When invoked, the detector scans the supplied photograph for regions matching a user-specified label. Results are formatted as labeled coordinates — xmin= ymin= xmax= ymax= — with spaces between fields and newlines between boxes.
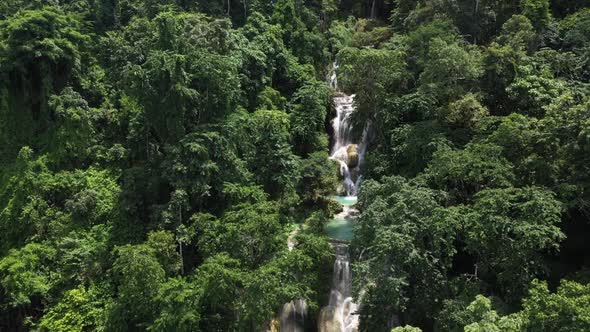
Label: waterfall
xmin=329 ymin=62 xmax=369 ymax=197
xmin=318 ymin=62 xmax=363 ymax=332
xmin=318 ymin=244 xmax=359 ymax=332
xmin=279 ymin=299 xmax=308 ymax=332
xmin=278 ymin=227 xmax=307 ymax=331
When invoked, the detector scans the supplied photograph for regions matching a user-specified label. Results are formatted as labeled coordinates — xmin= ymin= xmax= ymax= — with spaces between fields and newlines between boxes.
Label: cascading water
xmin=280 ymin=299 xmax=308 ymax=332
xmin=318 ymin=62 xmax=365 ymax=332
xmin=318 ymin=244 xmax=359 ymax=332
xmin=329 ymin=63 xmax=369 ymax=197
xmin=279 ymin=227 xmax=308 ymax=331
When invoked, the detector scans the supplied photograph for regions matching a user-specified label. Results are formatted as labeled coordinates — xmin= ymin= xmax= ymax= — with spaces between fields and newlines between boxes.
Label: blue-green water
xmin=330 ymin=195 xmax=358 ymax=206
xmin=325 ymin=196 xmax=358 ymax=241
xmin=325 ymin=216 xmax=355 ymax=241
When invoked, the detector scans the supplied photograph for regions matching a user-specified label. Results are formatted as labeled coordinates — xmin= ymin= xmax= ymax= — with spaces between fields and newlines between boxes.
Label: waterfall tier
xmin=329 ymin=64 xmax=369 ymax=197
xmin=318 ymin=61 xmax=365 ymax=332
xmin=279 ymin=299 xmax=308 ymax=332
xmin=318 ymin=244 xmax=359 ymax=332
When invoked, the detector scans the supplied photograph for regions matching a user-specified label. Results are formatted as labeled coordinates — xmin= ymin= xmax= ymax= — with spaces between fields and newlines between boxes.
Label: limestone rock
xmin=346 ymin=144 xmax=359 ymax=168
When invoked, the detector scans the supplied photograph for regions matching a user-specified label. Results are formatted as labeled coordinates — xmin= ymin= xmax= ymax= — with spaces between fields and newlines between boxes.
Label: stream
xmin=317 ymin=62 xmax=369 ymax=332
xmin=279 ymin=62 xmax=366 ymax=332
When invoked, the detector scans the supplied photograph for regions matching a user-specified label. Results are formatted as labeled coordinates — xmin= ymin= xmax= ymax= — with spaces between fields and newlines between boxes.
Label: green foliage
xmin=257 ymin=87 xmax=287 ymax=111
xmin=419 ymin=38 xmax=484 ymax=101
xmin=353 ymin=176 xmax=460 ymax=329
xmin=39 ymin=284 xmax=108 ymax=332
xmin=0 ymin=7 xmax=88 ymax=74
xmin=146 ymin=231 xmax=181 ymax=276
xmin=193 ymin=201 xmax=284 ymax=269
xmin=522 ymin=0 xmax=552 ymax=31
xmin=448 ymin=279 xmax=590 ymax=332
xmin=462 ymin=187 xmax=564 ymax=300
xmin=0 ymin=242 xmax=56 ymax=307
xmin=391 ymin=326 xmax=422 ymax=332
xmin=243 ymin=109 xmax=300 ymax=197
xmin=2 ymin=2 xmax=590 ymax=332
xmin=506 ymin=57 xmax=566 ymax=117
xmin=150 ymin=277 xmax=201 ymax=332
xmin=192 ymin=254 xmax=243 ymax=331
xmin=289 ymin=81 xmax=331 ymax=155
xmin=297 ymin=152 xmax=339 ymax=203
xmin=108 ymin=244 xmax=165 ymax=330
xmin=56 ymin=225 xmax=110 ymax=285
xmin=494 ymin=15 xmax=537 ymax=52
xmin=446 ymin=93 xmax=489 ymax=130
xmin=241 ymin=251 xmax=313 ymax=327
xmin=560 ymin=8 xmax=590 ymax=49
xmin=523 ymin=279 xmax=590 ymax=331
xmin=462 ymin=295 xmax=525 ymax=332
xmin=423 ymin=142 xmax=515 ymax=202
xmin=47 ymin=88 xmax=96 ymax=165
xmin=0 ymin=7 xmax=91 ymax=160
xmin=339 ymin=47 xmax=407 ymax=127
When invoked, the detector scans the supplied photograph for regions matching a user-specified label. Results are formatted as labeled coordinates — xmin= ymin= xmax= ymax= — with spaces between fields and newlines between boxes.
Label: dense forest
xmin=1 ymin=0 xmax=590 ymax=331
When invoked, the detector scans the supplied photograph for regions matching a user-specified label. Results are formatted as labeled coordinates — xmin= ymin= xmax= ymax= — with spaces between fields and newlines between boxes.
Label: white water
xmin=318 ymin=62 xmax=363 ymax=332
xmin=318 ymin=244 xmax=359 ymax=332
xmin=280 ymin=299 xmax=308 ymax=332
xmin=280 ymin=226 xmax=307 ymax=331
xmin=329 ymin=63 xmax=369 ymax=197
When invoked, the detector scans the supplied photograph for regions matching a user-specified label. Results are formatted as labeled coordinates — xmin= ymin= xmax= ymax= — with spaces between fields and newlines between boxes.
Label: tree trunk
xmin=179 ymin=206 xmax=184 ymax=275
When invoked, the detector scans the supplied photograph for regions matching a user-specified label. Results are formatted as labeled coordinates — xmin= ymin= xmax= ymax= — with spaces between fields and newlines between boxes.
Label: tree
xmin=392 ymin=326 xmax=422 ymax=332
xmin=47 ymin=88 xmax=96 ymax=165
xmin=506 ymin=57 xmax=566 ymax=117
xmin=150 ymin=277 xmax=202 ymax=332
xmin=297 ymin=152 xmax=339 ymax=204
xmin=193 ymin=254 xmax=243 ymax=331
xmin=522 ymin=279 xmax=590 ymax=331
xmin=289 ymin=81 xmax=331 ymax=155
xmin=353 ymin=176 xmax=460 ymax=329
xmin=419 ymin=38 xmax=484 ymax=102
xmin=0 ymin=242 xmax=56 ymax=308
xmin=39 ymin=284 xmax=109 ymax=332
xmin=461 ymin=295 xmax=525 ymax=332
xmin=107 ymin=244 xmax=165 ymax=330
xmin=242 ymin=109 xmax=300 ymax=197
xmin=423 ymin=142 xmax=515 ymax=203
xmin=0 ymin=7 xmax=91 ymax=160
xmin=241 ymin=251 xmax=314 ymax=328
xmin=193 ymin=201 xmax=284 ymax=269
xmin=146 ymin=231 xmax=181 ymax=276
xmin=445 ymin=93 xmax=489 ymax=130
xmin=339 ymin=47 xmax=407 ymax=129
xmin=522 ymin=0 xmax=551 ymax=32
xmin=445 ymin=279 xmax=590 ymax=331
xmin=462 ymin=187 xmax=564 ymax=302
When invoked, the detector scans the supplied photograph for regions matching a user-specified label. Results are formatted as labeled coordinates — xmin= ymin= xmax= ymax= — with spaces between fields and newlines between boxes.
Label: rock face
xmin=346 ymin=144 xmax=359 ymax=168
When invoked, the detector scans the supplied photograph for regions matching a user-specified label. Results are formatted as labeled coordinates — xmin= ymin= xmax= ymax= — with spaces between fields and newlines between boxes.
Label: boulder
xmin=347 ymin=144 xmax=359 ymax=168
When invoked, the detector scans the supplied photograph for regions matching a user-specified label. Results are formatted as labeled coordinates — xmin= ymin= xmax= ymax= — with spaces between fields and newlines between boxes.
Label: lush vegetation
xmin=0 ymin=1 xmax=343 ymax=330
xmin=1 ymin=0 xmax=590 ymax=331
xmin=341 ymin=1 xmax=590 ymax=331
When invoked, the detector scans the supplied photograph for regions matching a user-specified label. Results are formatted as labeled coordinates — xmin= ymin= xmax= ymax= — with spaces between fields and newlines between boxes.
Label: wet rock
xmin=347 ymin=144 xmax=359 ymax=168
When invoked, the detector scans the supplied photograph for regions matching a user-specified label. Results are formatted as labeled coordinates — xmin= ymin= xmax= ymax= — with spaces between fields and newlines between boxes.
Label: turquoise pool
xmin=325 ymin=196 xmax=358 ymax=241
xmin=330 ymin=195 xmax=358 ymax=206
